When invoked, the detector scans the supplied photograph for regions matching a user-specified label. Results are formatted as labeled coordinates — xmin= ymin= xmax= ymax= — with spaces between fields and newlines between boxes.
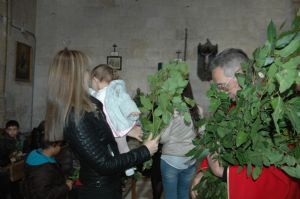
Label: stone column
xmin=0 ymin=0 xmax=8 ymax=127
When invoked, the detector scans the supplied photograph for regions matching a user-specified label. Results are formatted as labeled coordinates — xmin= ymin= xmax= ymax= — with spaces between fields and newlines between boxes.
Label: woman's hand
xmin=144 ymin=134 xmax=160 ymax=156
xmin=190 ymin=172 xmax=203 ymax=199
xmin=207 ymin=154 xmax=224 ymax=178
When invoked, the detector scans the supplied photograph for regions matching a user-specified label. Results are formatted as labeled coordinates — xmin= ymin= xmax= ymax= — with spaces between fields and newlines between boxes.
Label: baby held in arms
xmin=89 ymin=64 xmax=143 ymax=176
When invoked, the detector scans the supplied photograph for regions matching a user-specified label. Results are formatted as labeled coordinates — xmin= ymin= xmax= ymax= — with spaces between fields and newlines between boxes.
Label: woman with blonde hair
xmin=45 ymin=48 xmax=159 ymax=199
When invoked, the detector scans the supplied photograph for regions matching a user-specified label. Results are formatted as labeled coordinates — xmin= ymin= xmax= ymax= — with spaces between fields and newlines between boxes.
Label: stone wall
xmin=32 ymin=0 xmax=294 ymax=126
xmin=1 ymin=0 xmax=295 ymax=129
xmin=0 ymin=0 xmax=36 ymax=131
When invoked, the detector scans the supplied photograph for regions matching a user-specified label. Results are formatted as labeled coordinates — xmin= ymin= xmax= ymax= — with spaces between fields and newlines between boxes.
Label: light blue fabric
xmin=161 ymin=154 xmax=195 ymax=170
xmin=26 ymin=149 xmax=56 ymax=166
xmin=92 ymin=80 xmax=140 ymax=133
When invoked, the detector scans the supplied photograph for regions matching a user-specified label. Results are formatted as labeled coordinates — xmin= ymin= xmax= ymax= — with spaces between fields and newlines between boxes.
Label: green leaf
xmin=208 ymin=98 xmax=221 ymax=113
xmin=264 ymin=57 xmax=274 ymax=66
xmin=153 ymin=115 xmax=162 ymax=133
xmin=158 ymin=93 xmax=169 ymax=111
xmin=178 ymin=79 xmax=188 ymax=87
xmin=252 ymin=166 xmax=262 ymax=180
xmin=276 ymin=32 xmax=296 ymax=49
xmin=172 ymin=96 xmax=182 ymax=104
xmin=154 ymin=107 xmax=163 ymax=116
xmin=285 ymin=97 xmax=300 ymax=133
xmin=282 ymin=56 xmax=300 ymax=70
xmin=189 ymin=148 xmax=209 ymax=161
xmin=236 ymin=73 xmax=246 ymax=88
xmin=217 ymin=127 xmax=230 ymax=138
xmin=162 ymin=112 xmax=172 ymax=125
xmin=140 ymin=95 xmax=152 ymax=110
xmin=222 ymin=134 xmax=234 ymax=148
xmin=267 ymin=81 xmax=276 ymax=95
xmin=266 ymin=150 xmax=284 ymax=164
xmin=236 ymin=131 xmax=248 ymax=147
xmin=275 ymin=57 xmax=299 ymax=93
xmin=267 ymin=20 xmax=277 ymax=44
xmin=282 ymin=165 xmax=300 ymax=178
xmin=236 ymin=151 xmax=247 ymax=164
xmin=271 ymin=97 xmax=283 ymax=133
xmin=275 ymin=39 xmax=300 ymax=58
xmin=222 ymin=153 xmax=237 ymax=165
xmin=283 ymin=155 xmax=296 ymax=167
xmin=267 ymin=63 xmax=278 ymax=79
xmin=247 ymin=163 xmax=252 ymax=177
xmin=276 ymin=68 xmax=297 ymax=93
xmin=183 ymin=112 xmax=192 ymax=123
xmin=184 ymin=96 xmax=196 ymax=107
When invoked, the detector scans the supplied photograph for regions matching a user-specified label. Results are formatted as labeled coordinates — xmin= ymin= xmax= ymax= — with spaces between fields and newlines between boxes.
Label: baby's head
xmin=90 ymin=64 xmax=119 ymax=91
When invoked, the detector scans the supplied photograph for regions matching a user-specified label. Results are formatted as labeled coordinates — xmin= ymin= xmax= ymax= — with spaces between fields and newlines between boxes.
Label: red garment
xmin=197 ymin=157 xmax=208 ymax=172
xmin=196 ymin=161 xmax=300 ymax=199
xmin=196 ymin=102 xmax=300 ymax=198
xmin=228 ymin=166 xmax=300 ymax=199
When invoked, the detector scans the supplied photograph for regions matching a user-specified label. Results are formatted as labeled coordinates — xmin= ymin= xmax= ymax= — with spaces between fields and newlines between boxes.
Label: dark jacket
xmin=64 ymin=97 xmax=150 ymax=198
xmin=23 ymin=149 xmax=69 ymax=199
xmin=0 ymin=134 xmax=23 ymax=167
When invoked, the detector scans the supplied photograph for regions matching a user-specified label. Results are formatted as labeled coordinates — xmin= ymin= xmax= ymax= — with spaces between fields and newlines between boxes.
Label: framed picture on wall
xmin=15 ymin=42 xmax=32 ymax=82
xmin=107 ymin=56 xmax=122 ymax=70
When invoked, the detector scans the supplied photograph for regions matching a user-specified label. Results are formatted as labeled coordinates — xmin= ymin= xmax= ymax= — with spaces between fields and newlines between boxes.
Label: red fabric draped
xmin=228 ymin=166 xmax=300 ymax=199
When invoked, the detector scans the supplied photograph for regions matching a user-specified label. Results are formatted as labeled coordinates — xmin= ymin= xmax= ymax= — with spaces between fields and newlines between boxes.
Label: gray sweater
xmin=160 ymin=112 xmax=196 ymax=156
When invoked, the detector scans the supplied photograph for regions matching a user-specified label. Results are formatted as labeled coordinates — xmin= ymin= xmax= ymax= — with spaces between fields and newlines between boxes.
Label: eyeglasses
xmin=216 ymin=78 xmax=234 ymax=92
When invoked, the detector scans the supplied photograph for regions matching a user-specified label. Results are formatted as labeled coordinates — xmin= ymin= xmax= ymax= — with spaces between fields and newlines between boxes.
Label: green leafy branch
xmin=139 ymin=61 xmax=195 ymax=139
xmin=190 ymin=11 xmax=300 ymax=199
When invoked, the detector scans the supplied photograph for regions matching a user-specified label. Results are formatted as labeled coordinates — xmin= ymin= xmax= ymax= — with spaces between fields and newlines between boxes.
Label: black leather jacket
xmin=64 ymin=97 xmax=150 ymax=189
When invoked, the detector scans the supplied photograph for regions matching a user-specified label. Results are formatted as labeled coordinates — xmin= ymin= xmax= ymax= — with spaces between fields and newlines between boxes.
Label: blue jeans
xmin=160 ymin=159 xmax=196 ymax=199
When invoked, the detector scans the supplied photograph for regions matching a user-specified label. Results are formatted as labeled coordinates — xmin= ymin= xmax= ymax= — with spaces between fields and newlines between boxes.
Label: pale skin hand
xmin=191 ymin=172 xmax=203 ymax=199
xmin=127 ymin=125 xmax=143 ymax=142
xmin=190 ymin=155 xmax=224 ymax=199
xmin=143 ymin=134 xmax=160 ymax=156
xmin=66 ymin=179 xmax=73 ymax=190
xmin=130 ymin=112 xmax=140 ymax=117
xmin=207 ymin=154 xmax=224 ymax=178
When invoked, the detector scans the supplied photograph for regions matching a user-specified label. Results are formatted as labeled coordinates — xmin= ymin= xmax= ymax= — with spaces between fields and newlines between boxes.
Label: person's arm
xmin=64 ymin=112 xmax=157 ymax=175
xmin=190 ymin=171 xmax=203 ymax=199
xmin=207 ymin=154 xmax=224 ymax=178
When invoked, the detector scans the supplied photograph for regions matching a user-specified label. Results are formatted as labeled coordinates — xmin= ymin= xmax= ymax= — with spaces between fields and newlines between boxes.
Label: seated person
xmin=0 ymin=120 xmax=24 ymax=199
xmin=23 ymin=140 xmax=73 ymax=199
xmin=0 ymin=120 xmax=24 ymax=167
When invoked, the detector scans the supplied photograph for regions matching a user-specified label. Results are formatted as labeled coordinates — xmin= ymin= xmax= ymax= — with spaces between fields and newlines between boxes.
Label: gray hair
xmin=210 ymin=48 xmax=249 ymax=77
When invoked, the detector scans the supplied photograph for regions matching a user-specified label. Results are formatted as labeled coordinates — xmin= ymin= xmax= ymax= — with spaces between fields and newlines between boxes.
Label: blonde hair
xmin=90 ymin=64 xmax=119 ymax=83
xmin=45 ymin=48 xmax=95 ymax=141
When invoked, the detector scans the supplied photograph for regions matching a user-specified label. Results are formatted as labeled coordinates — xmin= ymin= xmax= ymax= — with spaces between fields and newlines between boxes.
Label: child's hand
xmin=130 ymin=112 xmax=140 ymax=117
xmin=127 ymin=126 xmax=143 ymax=142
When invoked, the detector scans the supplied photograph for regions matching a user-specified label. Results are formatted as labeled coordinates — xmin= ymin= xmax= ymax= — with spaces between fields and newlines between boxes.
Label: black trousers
xmin=151 ymin=145 xmax=163 ymax=199
xmin=76 ymin=182 xmax=122 ymax=199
